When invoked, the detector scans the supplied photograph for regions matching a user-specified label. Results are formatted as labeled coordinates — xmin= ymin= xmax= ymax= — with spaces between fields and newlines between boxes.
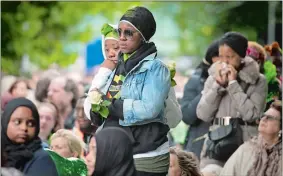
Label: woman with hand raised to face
xmin=89 ymin=6 xmax=171 ymax=176
xmin=196 ymin=32 xmax=267 ymax=174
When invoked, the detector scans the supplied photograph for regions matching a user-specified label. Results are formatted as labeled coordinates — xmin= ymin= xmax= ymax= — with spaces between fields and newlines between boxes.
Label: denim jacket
xmin=101 ymin=53 xmax=171 ymax=126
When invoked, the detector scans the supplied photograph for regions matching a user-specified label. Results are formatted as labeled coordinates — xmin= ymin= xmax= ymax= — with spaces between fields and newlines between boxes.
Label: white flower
xmin=87 ymin=90 xmax=103 ymax=105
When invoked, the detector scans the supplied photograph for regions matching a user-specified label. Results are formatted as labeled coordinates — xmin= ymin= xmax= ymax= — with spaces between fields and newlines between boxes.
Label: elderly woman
xmin=89 ymin=6 xmax=171 ymax=176
xmin=220 ymin=100 xmax=282 ymax=176
xmin=196 ymin=32 xmax=267 ymax=173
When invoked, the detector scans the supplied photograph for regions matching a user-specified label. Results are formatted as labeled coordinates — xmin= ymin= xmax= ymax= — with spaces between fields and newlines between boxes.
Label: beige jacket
xmin=197 ymin=56 xmax=267 ymax=124
xmin=197 ymin=57 xmax=268 ymax=169
xmin=220 ymin=136 xmax=282 ymax=176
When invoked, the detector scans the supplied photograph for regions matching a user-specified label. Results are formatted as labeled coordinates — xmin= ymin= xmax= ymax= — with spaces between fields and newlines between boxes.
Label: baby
xmin=84 ymin=23 xmax=120 ymax=120
xmin=88 ymin=23 xmax=120 ymax=92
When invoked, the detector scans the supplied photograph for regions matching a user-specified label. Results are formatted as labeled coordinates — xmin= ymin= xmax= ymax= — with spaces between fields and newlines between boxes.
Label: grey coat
xmin=197 ymin=56 xmax=268 ymax=168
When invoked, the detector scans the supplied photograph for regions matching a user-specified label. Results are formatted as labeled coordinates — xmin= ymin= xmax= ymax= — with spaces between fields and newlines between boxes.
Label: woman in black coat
xmin=1 ymin=98 xmax=58 ymax=176
xmin=181 ymin=40 xmax=219 ymax=159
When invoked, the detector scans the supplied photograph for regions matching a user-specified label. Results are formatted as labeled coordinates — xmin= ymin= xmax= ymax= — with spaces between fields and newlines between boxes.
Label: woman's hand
xmin=215 ymin=72 xmax=228 ymax=87
xmin=89 ymin=110 xmax=104 ymax=126
xmin=214 ymin=62 xmax=228 ymax=87
xmin=227 ymin=65 xmax=238 ymax=81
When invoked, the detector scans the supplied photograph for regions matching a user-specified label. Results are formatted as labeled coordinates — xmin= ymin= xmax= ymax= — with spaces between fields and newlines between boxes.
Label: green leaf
xmin=91 ymin=104 xmax=100 ymax=112
xmin=171 ymin=79 xmax=177 ymax=87
xmin=99 ymin=106 xmax=109 ymax=118
xmin=170 ymin=66 xmax=176 ymax=75
xmin=101 ymin=100 xmax=111 ymax=107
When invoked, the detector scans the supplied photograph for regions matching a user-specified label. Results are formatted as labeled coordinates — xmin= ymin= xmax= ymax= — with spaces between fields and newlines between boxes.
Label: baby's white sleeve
xmin=89 ymin=67 xmax=112 ymax=91
xmin=85 ymin=67 xmax=112 ymax=120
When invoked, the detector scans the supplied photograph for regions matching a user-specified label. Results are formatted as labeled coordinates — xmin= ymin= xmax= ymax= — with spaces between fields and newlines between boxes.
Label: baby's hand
xmin=101 ymin=59 xmax=117 ymax=70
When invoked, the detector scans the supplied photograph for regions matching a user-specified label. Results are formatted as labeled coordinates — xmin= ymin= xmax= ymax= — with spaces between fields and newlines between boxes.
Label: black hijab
xmin=92 ymin=127 xmax=136 ymax=176
xmin=1 ymin=98 xmax=42 ymax=170
xmin=120 ymin=6 xmax=156 ymax=42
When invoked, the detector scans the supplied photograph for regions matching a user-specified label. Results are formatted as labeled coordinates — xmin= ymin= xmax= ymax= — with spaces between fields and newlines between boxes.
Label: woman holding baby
xmin=196 ymin=32 xmax=268 ymax=175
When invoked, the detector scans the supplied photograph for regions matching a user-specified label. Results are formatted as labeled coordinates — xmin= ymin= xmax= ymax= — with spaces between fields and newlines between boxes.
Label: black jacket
xmin=23 ymin=148 xmax=58 ymax=176
xmin=181 ymin=68 xmax=210 ymax=159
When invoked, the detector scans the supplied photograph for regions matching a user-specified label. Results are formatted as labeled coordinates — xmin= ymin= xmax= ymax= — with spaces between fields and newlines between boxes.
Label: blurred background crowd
xmin=1 ymin=1 xmax=282 ymax=176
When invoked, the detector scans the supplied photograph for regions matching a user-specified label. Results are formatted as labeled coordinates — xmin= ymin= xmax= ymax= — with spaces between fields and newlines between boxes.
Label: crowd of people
xmin=1 ymin=6 xmax=282 ymax=176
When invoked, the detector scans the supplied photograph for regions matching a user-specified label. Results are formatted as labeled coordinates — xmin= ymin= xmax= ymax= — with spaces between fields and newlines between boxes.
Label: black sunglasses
xmin=118 ymin=28 xmax=138 ymax=40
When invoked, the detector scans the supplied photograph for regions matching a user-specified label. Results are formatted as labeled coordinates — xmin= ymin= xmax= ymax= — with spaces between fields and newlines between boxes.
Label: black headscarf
xmin=92 ymin=127 xmax=136 ymax=176
xmin=120 ymin=6 xmax=156 ymax=42
xmin=204 ymin=39 xmax=220 ymax=65
xmin=197 ymin=39 xmax=220 ymax=79
xmin=1 ymin=98 xmax=42 ymax=170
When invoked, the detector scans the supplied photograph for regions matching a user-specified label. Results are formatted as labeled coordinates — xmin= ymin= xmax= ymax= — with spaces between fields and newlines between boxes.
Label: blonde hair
xmin=170 ymin=147 xmax=202 ymax=176
xmin=50 ymin=129 xmax=85 ymax=158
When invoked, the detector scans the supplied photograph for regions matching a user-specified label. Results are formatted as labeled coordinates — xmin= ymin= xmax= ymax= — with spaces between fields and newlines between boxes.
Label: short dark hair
xmin=75 ymin=97 xmax=86 ymax=119
xmin=35 ymin=77 xmax=51 ymax=102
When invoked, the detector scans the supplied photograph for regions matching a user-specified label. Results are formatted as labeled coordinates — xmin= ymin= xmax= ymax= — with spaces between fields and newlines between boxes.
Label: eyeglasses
xmin=118 ymin=28 xmax=138 ymax=40
xmin=261 ymin=114 xmax=281 ymax=121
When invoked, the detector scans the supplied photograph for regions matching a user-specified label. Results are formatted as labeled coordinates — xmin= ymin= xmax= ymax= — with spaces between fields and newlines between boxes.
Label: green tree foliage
xmin=149 ymin=1 xmax=243 ymax=66
xmin=217 ymin=1 xmax=282 ymax=45
xmin=2 ymin=2 xmax=279 ymax=75
xmin=1 ymin=1 xmax=141 ymax=75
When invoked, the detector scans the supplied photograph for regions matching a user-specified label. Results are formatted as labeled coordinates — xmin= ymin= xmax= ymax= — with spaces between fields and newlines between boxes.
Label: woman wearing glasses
xmin=220 ymin=100 xmax=282 ymax=176
xmin=90 ymin=6 xmax=171 ymax=176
